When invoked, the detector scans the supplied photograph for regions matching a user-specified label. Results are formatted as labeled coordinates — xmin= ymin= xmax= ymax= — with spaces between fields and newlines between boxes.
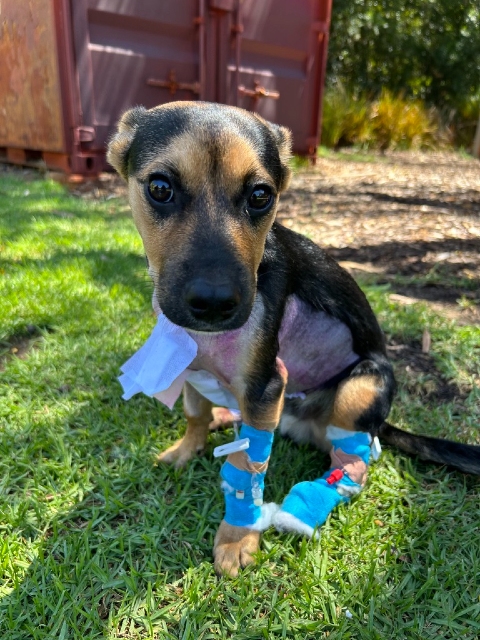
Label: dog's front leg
xmin=157 ymin=382 xmax=212 ymax=468
xmin=214 ymin=358 xmax=287 ymax=577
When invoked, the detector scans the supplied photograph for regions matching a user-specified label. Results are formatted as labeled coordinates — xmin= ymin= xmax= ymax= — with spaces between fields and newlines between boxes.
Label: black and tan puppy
xmin=108 ymin=102 xmax=480 ymax=576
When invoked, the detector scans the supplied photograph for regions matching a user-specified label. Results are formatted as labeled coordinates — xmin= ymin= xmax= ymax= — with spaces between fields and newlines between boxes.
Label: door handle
xmin=238 ymin=81 xmax=280 ymax=100
xmin=147 ymin=70 xmax=200 ymax=96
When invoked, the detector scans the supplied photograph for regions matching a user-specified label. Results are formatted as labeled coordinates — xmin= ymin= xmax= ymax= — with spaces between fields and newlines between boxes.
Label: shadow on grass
xmin=0 ymin=174 xmax=131 ymax=245
xmin=328 ymin=237 xmax=480 ymax=299
xmin=8 ymin=249 xmax=149 ymax=294
xmin=0 ymin=249 xmax=153 ymax=333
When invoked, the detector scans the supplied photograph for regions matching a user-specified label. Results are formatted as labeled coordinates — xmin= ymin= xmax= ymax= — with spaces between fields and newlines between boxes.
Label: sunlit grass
xmin=0 ymin=169 xmax=479 ymax=639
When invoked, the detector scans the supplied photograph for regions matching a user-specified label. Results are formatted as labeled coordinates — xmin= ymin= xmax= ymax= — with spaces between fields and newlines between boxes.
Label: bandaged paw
xmin=220 ymin=424 xmax=276 ymax=530
xmin=273 ymin=427 xmax=375 ymax=537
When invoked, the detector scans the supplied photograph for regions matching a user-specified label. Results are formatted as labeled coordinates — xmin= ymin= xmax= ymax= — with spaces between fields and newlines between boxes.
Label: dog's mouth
xmin=177 ymin=316 xmax=249 ymax=334
xmin=158 ymin=299 xmax=253 ymax=334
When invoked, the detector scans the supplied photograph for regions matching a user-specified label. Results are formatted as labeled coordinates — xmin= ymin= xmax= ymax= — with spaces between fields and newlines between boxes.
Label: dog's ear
xmin=268 ymin=123 xmax=292 ymax=166
xmin=107 ymin=106 xmax=147 ymax=180
xmin=265 ymin=121 xmax=293 ymax=191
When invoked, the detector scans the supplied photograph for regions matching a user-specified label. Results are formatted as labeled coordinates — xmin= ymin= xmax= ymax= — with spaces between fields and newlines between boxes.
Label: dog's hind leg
xmin=157 ymin=382 xmax=213 ymax=468
xmin=274 ymin=357 xmax=394 ymax=536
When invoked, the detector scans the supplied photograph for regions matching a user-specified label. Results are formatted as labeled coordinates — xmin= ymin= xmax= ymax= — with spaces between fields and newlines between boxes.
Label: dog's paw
xmin=156 ymin=436 xmax=205 ymax=468
xmin=213 ymin=520 xmax=260 ymax=578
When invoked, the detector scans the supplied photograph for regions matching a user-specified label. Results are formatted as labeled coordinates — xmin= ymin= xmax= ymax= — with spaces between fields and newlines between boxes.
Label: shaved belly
xmin=278 ymin=296 xmax=359 ymax=394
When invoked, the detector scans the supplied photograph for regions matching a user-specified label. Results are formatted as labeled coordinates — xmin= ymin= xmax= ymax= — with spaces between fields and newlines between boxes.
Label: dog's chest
xmin=189 ymin=295 xmax=359 ymax=394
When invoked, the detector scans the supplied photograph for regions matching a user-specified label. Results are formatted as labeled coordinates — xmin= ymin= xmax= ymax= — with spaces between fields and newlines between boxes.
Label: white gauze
xmin=119 ymin=314 xmax=198 ymax=405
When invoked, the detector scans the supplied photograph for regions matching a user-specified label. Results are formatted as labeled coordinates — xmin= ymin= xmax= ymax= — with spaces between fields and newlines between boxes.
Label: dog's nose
xmin=185 ymin=279 xmax=240 ymax=324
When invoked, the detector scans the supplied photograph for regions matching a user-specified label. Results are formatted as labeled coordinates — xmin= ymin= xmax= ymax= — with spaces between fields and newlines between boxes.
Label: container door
xmin=71 ymin=0 xmax=203 ymax=153
xmin=226 ymin=0 xmax=331 ymax=156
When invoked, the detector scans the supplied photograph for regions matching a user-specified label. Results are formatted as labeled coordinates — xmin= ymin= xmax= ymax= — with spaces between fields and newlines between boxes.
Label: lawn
xmin=0 ymin=162 xmax=479 ymax=639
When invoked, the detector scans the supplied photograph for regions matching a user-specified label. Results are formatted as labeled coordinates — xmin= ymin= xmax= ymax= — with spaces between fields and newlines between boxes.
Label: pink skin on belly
xmin=188 ymin=328 xmax=244 ymax=385
xmin=188 ymin=295 xmax=359 ymax=393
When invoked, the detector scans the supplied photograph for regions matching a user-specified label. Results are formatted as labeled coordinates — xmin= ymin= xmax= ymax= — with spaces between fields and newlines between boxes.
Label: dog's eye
xmin=247 ymin=186 xmax=273 ymax=215
xmin=146 ymin=175 xmax=174 ymax=205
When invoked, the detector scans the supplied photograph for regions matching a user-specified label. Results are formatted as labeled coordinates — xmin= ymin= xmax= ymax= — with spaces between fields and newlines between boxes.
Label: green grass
xmin=0 ymin=169 xmax=479 ymax=639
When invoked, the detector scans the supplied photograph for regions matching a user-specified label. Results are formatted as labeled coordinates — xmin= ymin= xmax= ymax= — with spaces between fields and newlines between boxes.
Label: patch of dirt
xmin=60 ymin=171 xmax=127 ymax=201
xmin=0 ymin=325 xmax=44 ymax=371
xmin=386 ymin=341 xmax=468 ymax=406
xmin=278 ymin=150 xmax=480 ymax=324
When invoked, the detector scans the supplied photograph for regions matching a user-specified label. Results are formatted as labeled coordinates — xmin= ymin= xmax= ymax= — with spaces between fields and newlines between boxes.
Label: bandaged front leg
xmin=220 ymin=424 xmax=279 ymax=531
xmin=273 ymin=426 xmax=376 ymax=538
xmin=214 ymin=357 xmax=287 ymax=576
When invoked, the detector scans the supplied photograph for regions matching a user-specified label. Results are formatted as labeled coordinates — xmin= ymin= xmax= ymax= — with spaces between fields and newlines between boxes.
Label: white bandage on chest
xmin=118 ymin=314 xmax=238 ymax=410
xmin=186 ymin=370 xmax=239 ymax=410
xmin=119 ymin=314 xmax=197 ymax=407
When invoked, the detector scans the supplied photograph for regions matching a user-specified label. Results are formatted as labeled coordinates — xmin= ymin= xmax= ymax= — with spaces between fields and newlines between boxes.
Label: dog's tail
xmin=377 ymin=421 xmax=480 ymax=475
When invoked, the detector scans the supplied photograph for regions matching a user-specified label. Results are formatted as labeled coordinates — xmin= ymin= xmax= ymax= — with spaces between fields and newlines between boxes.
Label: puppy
xmin=108 ymin=102 xmax=480 ymax=576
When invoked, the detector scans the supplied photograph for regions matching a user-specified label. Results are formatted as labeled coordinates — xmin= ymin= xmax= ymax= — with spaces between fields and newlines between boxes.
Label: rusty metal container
xmin=0 ymin=0 xmax=331 ymax=175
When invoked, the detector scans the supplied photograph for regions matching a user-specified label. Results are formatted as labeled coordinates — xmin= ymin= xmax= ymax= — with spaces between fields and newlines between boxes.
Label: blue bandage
xmin=273 ymin=429 xmax=373 ymax=537
xmin=329 ymin=430 xmax=372 ymax=468
xmin=220 ymin=424 xmax=274 ymax=528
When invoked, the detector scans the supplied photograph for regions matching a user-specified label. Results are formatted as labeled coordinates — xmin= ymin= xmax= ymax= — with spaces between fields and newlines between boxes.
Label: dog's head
xmin=107 ymin=102 xmax=291 ymax=332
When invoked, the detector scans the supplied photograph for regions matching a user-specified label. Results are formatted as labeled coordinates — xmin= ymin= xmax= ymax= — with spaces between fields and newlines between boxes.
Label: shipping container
xmin=0 ymin=0 xmax=332 ymax=175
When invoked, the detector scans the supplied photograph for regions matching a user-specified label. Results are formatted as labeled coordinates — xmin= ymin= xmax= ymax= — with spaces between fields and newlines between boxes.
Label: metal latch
xmin=238 ymin=81 xmax=280 ymax=101
xmin=147 ymin=70 xmax=200 ymax=96
xmin=74 ymin=127 xmax=95 ymax=143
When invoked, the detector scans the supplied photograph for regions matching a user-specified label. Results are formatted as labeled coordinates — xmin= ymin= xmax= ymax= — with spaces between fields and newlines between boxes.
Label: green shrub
xmin=321 ymin=87 xmax=446 ymax=150
xmin=328 ymin=0 xmax=480 ymax=114
xmin=321 ymin=86 xmax=370 ymax=148
xmin=369 ymin=89 xmax=440 ymax=150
